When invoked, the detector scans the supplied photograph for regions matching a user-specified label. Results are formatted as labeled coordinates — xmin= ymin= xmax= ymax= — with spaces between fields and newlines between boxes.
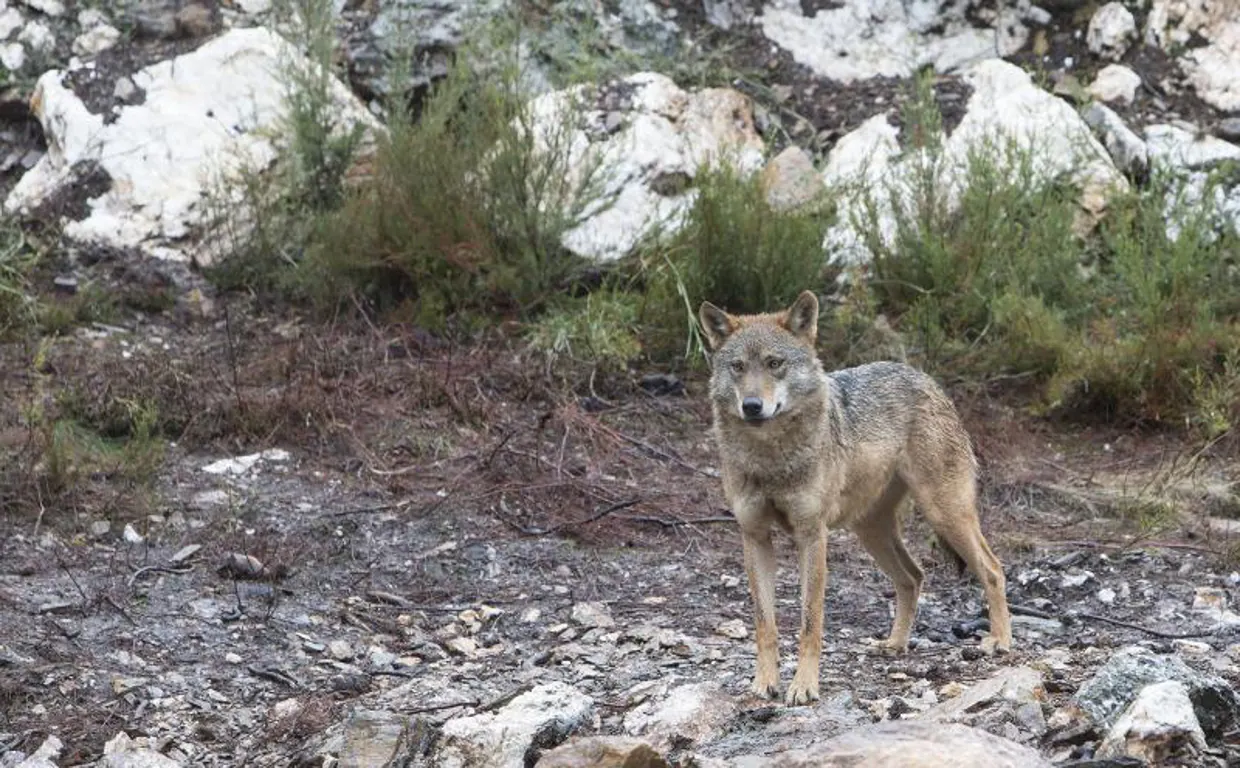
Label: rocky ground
xmin=4 ymin=316 xmax=1240 ymax=766
xmin=3 ymin=0 xmax=1240 ymax=765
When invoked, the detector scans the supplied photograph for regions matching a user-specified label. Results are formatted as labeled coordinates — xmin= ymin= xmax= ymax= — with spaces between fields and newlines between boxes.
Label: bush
xmin=641 ymin=161 xmax=834 ymax=361
xmin=304 ymin=34 xmax=608 ymax=327
xmin=851 ymin=76 xmax=1240 ymax=434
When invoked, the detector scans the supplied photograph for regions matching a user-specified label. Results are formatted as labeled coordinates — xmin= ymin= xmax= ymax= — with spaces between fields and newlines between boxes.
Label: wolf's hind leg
xmin=853 ymin=477 xmax=923 ymax=654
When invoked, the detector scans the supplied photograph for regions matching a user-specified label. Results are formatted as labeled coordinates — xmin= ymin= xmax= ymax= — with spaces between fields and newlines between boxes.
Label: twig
xmin=127 ymin=564 xmax=194 ymax=587
xmin=103 ymin=595 xmax=138 ymax=626
xmin=32 ymin=484 xmax=45 ymax=538
xmin=627 ymin=514 xmax=735 ymax=528
xmin=1077 ymin=612 xmax=1215 ymax=640
xmin=1009 ymin=603 xmax=1056 ymax=620
xmin=406 ymin=699 xmax=480 ymax=715
xmin=506 ymin=499 xmax=642 ymax=536
xmin=57 ymin=557 xmax=91 ymax=608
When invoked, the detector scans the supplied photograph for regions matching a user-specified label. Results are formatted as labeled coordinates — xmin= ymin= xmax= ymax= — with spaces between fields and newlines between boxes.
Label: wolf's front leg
xmin=786 ymin=522 xmax=826 ymax=705
xmin=741 ymin=527 xmax=780 ymax=698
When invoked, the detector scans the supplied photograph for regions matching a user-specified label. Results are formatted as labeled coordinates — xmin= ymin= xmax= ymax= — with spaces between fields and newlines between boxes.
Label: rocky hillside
xmin=3 ymin=0 xmax=1240 ymax=766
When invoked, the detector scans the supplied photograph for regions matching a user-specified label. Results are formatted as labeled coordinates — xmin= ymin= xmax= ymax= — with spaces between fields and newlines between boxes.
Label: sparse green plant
xmin=0 ymin=219 xmax=37 ymax=335
xmin=641 ymin=160 xmax=834 ymax=361
xmin=528 ymin=288 xmax=642 ymax=371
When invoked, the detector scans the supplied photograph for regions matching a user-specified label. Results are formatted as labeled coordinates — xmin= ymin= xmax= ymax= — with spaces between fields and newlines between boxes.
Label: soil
xmin=4 ymin=304 xmax=1240 ymax=764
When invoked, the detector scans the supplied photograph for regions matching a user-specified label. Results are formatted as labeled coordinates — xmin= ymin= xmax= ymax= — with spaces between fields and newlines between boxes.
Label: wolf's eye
xmin=767 ymin=358 xmax=785 ymax=370
xmin=729 ymin=360 xmax=745 ymax=374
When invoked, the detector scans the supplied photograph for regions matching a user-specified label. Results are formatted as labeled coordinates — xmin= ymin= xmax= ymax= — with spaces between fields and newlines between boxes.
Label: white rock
xmin=72 ymin=23 xmax=120 ymax=56
xmin=823 ymin=60 xmax=1124 ymax=266
xmin=445 ymin=636 xmax=478 ymax=657
xmin=1082 ymin=103 xmax=1148 ymax=175
xmin=715 ymin=618 xmax=748 ymax=639
xmin=760 ymin=144 xmax=821 ymax=212
xmin=328 ymin=640 xmax=354 ymax=661
xmin=757 ymin=0 xmax=1022 ymax=83
xmin=1145 ymin=0 xmax=1240 ymax=111
xmin=78 ymin=7 xmax=109 ymax=27
xmin=435 ymin=682 xmax=594 ymax=768
xmin=1097 ymin=587 xmax=1117 ymax=604
xmin=924 ymin=666 xmax=1044 ymax=723
xmin=122 ymin=523 xmax=144 ymax=544
xmin=623 ymin=682 xmax=737 ymax=751
xmin=201 ymin=448 xmax=291 ymax=475
xmin=4 ymin=27 xmax=380 ymax=267
xmin=1145 ymin=123 xmax=1240 ymax=170
xmin=12 ymin=735 xmax=63 ymax=768
xmin=1097 ymin=680 xmax=1207 ymax=763
xmin=820 ymin=114 xmax=902 ymax=268
xmin=16 ymin=19 xmax=52 ymax=52
xmin=19 ymin=0 xmax=63 ymax=16
xmin=570 ymin=601 xmax=615 ymax=629
xmin=1087 ymin=3 xmax=1136 ymax=60
xmin=0 ymin=8 xmax=24 ymax=40
xmin=523 ymin=72 xmax=764 ymax=262
xmin=0 ymin=41 xmax=23 ymax=71
xmin=101 ymin=732 xmax=181 ymax=768
xmin=1089 ymin=64 xmax=1142 ymax=104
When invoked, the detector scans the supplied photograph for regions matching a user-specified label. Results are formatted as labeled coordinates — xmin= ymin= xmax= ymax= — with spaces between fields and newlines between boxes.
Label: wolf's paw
xmin=784 ymin=676 xmax=820 ymax=706
xmin=979 ymin=635 xmax=1012 ymax=656
xmin=864 ymin=637 xmax=909 ymax=656
xmin=750 ymin=677 xmax=780 ymax=699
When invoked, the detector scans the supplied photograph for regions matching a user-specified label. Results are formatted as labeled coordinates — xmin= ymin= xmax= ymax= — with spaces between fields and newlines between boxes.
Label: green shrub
xmin=641 ymin=161 xmax=834 ymax=361
xmin=527 ymin=288 xmax=642 ymax=371
xmin=305 ymin=42 xmax=607 ymax=325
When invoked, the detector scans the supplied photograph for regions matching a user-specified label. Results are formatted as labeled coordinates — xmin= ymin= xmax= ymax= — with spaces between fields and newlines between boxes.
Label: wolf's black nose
xmin=742 ymin=398 xmax=763 ymax=418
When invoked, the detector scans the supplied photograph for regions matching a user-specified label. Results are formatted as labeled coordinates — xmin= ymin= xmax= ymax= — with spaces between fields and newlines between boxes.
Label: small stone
xmin=368 ymin=647 xmax=397 ymax=668
xmin=102 ymin=732 xmax=180 ymax=767
xmin=217 ymin=553 xmax=267 ymax=579
xmin=72 ymin=23 xmax=120 ymax=56
xmin=1089 ymin=64 xmax=1142 ymax=105
xmin=1218 ymin=118 xmax=1240 ymax=143
xmin=174 ymin=3 xmax=216 ymax=38
xmin=170 ymin=544 xmax=201 ymax=564
xmin=339 ymin=710 xmax=409 ymax=768
xmin=111 ymin=676 xmax=148 ymax=695
xmin=328 ymin=640 xmax=354 ymax=661
xmin=17 ymin=21 xmax=55 ymax=54
xmin=715 ymin=618 xmax=748 ymax=640
xmin=1097 ymin=587 xmax=1117 ymax=604
xmin=123 ymin=524 xmax=144 ymax=544
xmin=939 ymin=682 xmax=965 ymax=699
xmin=1087 ymin=3 xmax=1136 ymax=61
xmin=760 ymin=145 xmax=822 ymax=212
xmin=225 ymin=652 xmax=242 ymax=664
xmin=114 ymin=77 xmax=141 ymax=104
xmin=446 ymin=637 xmax=478 ymax=657
xmin=623 ymin=683 xmax=737 ymax=752
xmin=0 ymin=42 xmax=25 ymax=71
xmin=571 ymin=601 xmax=616 ymax=629
xmin=90 ymin=520 xmax=111 ymax=537
xmin=520 ymin=608 xmax=541 ymax=623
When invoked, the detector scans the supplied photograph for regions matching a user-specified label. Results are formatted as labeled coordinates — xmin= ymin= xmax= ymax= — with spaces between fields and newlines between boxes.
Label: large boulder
xmin=729 ymin=720 xmax=1052 ymax=767
xmin=4 ymin=27 xmax=380 ymax=268
xmin=522 ymin=72 xmax=764 ymax=262
xmin=1144 ymin=0 xmax=1240 ymax=112
xmin=822 ymin=58 xmax=1125 ymax=267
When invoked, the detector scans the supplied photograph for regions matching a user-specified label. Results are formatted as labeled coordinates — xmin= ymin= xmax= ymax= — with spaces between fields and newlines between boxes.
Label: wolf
xmin=698 ymin=290 xmax=1012 ymax=705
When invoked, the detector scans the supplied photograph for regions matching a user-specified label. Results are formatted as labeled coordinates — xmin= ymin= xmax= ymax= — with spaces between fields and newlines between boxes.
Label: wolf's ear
xmin=698 ymin=301 xmax=737 ymax=350
xmin=783 ymin=290 xmax=819 ymax=343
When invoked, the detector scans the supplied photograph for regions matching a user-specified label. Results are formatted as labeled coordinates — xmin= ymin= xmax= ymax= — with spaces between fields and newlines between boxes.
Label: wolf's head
xmin=698 ymin=291 xmax=825 ymax=426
